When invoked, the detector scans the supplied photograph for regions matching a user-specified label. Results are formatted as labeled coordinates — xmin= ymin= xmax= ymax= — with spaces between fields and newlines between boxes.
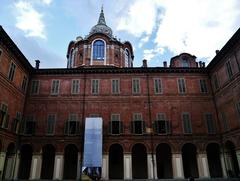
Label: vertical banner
xmin=82 ymin=117 xmax=103 ymax=180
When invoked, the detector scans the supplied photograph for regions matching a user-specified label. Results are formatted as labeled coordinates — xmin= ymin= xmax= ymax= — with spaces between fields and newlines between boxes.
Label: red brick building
xmin=0 ymin=8 xmax=240 ymax=180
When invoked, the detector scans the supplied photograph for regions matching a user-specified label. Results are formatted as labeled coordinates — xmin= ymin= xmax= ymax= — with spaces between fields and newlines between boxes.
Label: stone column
xmin=0 ymin=152 xmax=6 ymax=180
xmin=220 ymin=153 xmax=227 ymax=177
xmin=197 ymin=153 xmax=210 ymax=178
xmin=13 ymin=152 xmax=20 ymax=180
xmin=30 ymin=153 xmax=42 ymax=180
xmin=53 ymin=154 xmax=64 ymax=180
xmin=77 ymin=152 xmax=81 ymax=180
xmin=236 ymin=150 xmax=240 ymax=171
xmin=102 ymin=154 xmax=108 ymax=180
xmin=124 ymin=153 xmax=132 ymax=180
xmin=172 ymin=153 xmax=184 ymax=178
xmin=147 ymin=154 xmax=157 ymax=179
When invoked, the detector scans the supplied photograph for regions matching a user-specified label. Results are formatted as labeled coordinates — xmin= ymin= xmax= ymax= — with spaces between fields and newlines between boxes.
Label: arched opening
xmin=156 ymin=143 xmax=173 ymax=178
xmin=3 ymin=143 xmax=15 ymax=179
xmin=132 ymin=143 xmax=148 ymax=179
xmin=92 ymin=40 xmax=105 ymax=60
xmin=206 ymin=143 xmax=222 ymax=177
xmin=63 ymin=144 xmax=78 ymax=179
xmin=125 ymin=49 xmax=130 ymax=67
xmin=225 ymin=141 xmax=239 ymax=177
xmin=18 ymin=144 xmax=32 ymax=179
xmin=109 ymin=144 xmax=123 ymax=179
xmin=182 ymin=143 xmax=199 ymax=178
xmin=41 ymin=144 xmax=55 ymax=179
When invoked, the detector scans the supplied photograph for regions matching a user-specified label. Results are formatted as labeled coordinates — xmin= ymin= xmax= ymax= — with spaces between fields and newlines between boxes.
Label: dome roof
xmin=89 ymin=7 xmax=113 ymax=37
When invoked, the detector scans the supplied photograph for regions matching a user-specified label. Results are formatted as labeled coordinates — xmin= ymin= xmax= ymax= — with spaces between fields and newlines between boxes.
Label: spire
xmin=97 ymin=5 xmax=106 ymax=25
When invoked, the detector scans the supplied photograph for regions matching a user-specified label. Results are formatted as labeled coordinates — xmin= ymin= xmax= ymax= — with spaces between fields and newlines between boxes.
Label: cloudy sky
xmin=0 ymin=0 xmax=239 ymax=68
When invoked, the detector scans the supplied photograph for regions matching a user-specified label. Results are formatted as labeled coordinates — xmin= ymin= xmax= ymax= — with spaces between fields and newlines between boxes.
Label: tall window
xmin=125 ymin=49 xmax=130 ymax=67
xmin=93 ymin=40 xmax=105 ymax=60
xmin=0 ymin=103 xmax=9 ymax=128
xmin=23 ymin=116 xmax=36 ymax=135
xmin=221 ymin=112 xmax=229 ymax=131
xmin=182 ymin=59 xmax=189 ymax=67
xmin=21 ymin=76 xmax=28 ymax=92
xmin=91 ymin=79 xmax=99 ymax=94
xmin=205 ymin=113 xmax=216 ymax=134
xmin=64 ymin=114 xmax=80 ymax=135
xmin=226 ymin=61 xmax=233 ymax=79
xmin=212 ymin=74 xmax=219 ymax=90
xmin=132 ymin=78 xmax=140 ymax=94
xmin=154 ymin=113 xmax=170 ymax=134
xmin=8 ymin=62 xmax=16 ymax=81
xmin=199 ymin=79 xmax=208 ymax=93
xmin=31 ymin=80 xmax=40 ymax=94
xmin=178 ymin=78 xmax=186 ymax=93
xmin=132 ymin=113 xmax=144 ymax=134
xmin=154 ymin=78 xmax=162 ymax=94
xmin=182 ymin=113 xmax=192 ymax=134
xmin=12 ymin=112 xmax=21 ymax=133
xmin=47 ymin=114 xmax=56 ymax=135
xmin=71 ymin=79 xmax=80 ymax=94
xmin=112 ymin=79 xmax=120 ymax=94
xmin=110 ymin=114 xmax=122 ymax=135
xmin=51 ymin=80 xmax=60 ymax=95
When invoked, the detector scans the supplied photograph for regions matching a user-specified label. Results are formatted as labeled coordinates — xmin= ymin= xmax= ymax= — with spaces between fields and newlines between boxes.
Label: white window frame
xmin=154 ymin=78 xmax=163 ymax=94
xmin=71 ymin=79 xmax=80 ymax=94
xmin=31 ymin=80 xmax=40 ymax=95
xmin=8 ymin=61 xmax=16 ymax=81
xmin=91 ymin=79 xmax=100 ymax=94
xmin=132 ymin=78 xmax=140 ymax=94
xmin=46 ymin=114 xmax=56 ymax=135
xmin=182 ymin=112 xmax=192 ymax=134
xmin=51 ymin=80 xmax=60 ymax=95
xmin=91 ymin=39 xmax=107 ymax=65
xmin=178 ymin=78 xmax=186 ymax=94
xmin=112 ymin=79 xmax=120 ymax=94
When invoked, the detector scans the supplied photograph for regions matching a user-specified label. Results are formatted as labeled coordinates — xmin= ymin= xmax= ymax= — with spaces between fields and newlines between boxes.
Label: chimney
xmin=202 ymin=62 xmax=205 ymax=68
xmin=199 ymin=61 xmax=202 ymax=67
xmin=163 ymin=61 xmax=167 ymax=67
xmin=142 ymin=59 xmax=147 ymax=67
xmin=215 ymin=50 xmax=220 ymax=54
xmin=35 ymin=60 xmax=40 ymax=69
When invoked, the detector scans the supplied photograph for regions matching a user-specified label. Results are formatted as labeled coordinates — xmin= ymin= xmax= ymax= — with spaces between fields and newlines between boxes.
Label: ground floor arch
xmin=18 ymin=144 xmax=33 ymax=179
xmin=182 ymin=143 xmax=199 ymax=178
xmin=132 ymin=143 xmax=148 ymax=179
xmin=109 ymin=144 xmax=123 ymax=179
xmin=3 ymin=143 xmax=15 ymax=179
xmin=225 ymin=141 xmax=239 ymax=177
xmin=41 ymin=144 xmax=55 ymax=179
xmin=206 ymin=143 xmax=222 ymax=177
xmin=63 ymin=144 xmax=78 ymax=179
xmin=156 ymin=143 xmax=173 ymax=179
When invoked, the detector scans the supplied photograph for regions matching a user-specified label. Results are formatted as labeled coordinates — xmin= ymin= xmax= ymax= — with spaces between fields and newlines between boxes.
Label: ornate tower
xmin=66 ymin=7 xmax=134 ymax=68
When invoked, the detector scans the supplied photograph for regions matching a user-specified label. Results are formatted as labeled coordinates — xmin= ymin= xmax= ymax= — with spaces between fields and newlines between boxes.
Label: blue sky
xmin=0 ymin=0 xmax=239 ymax=68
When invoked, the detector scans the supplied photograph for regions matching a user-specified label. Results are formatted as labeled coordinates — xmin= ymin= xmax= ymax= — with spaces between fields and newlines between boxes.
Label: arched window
xmin=93 ymin=40 xmax=105 ymax=60
xmin=71 ymin=49 xmax=75 ymax=67
xmin=125 ymin=49 xmax=130 ymax=67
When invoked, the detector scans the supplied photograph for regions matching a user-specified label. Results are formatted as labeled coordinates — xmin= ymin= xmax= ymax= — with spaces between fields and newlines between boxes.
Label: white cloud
xmin=14 ymin=1 xmax=46 ymax=39
xmin=41 ymin=0 xmax=52 ymax=5
xmin=138 ymin=36 xmax=150 ymax=48
xmin=116 ymin=0 xmax=158 ymax=37
xmin=154 ymin=0 xmax=240 ymax=63
xmin=143 ymin=47 xmax=164 ymax=60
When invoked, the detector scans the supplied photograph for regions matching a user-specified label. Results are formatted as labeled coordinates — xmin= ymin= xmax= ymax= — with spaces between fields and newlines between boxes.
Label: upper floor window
xmin=182 ymin=112 xmax=192 ymax=134
xmin=0 ymin=103 xmax=9 ymax=129
xmin=91 ymin=79 xmax=99 ymax=94
xmin=178 ymin=78 xmax=186 ymax=93
xmin=12 ymin=112 xmax=21 ymax=133
xmin=64 ymin=114 xmax=80 ymax=135
xmin=21 ymin=76 xmax=28 ymax=92
xmin=220 ymin=112 xmax=229 ymax=131
xmin=154 ymin=113 xmax=170 ymax=134
xmin=22 ymin=116 xmax=36 ymax=135
xmin=112 ymin=79 xmax=120 ymax=94
xmin=154 ymin=78 xmax=162 ymax=94
xmin=131 ymin=113 xmax=145 ymax=134
xmin=125 ymin=49 xmax=130 ymax=67
xmin=182 ymin=59 xmax=189 ymax=67
xmin=132 ymin=78 xmax=140 ymax=94
xmin=93 ymin=40 xmax=105 ymax=60
xmin=199 ymin=79 xmax=208 ymax=93
xmin=109 ymin=114 xmax=123 ymax=135
xmin=212 ymin=74 xmax=219 ymax=90
xmin=226 ymin=61 xmax=233 ymax=79
xmin=205 ymin=113 xmax=216 ymax=134
xmin=8 ymin=62 xmax=16 ymax=81
xmin=31 ymin=80 xmax=40 ymax=94
xmin=71 ymin=79 xmax=80 ymax=94
xmin=47 ymin=114 xmax=56 ymax=135
xmin=51 ymin=80 xmax=60 ymax=95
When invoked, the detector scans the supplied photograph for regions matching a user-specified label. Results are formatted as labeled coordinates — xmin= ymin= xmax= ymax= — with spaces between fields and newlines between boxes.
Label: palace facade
xmin=0 ymin=8 xmax=240 ymax=180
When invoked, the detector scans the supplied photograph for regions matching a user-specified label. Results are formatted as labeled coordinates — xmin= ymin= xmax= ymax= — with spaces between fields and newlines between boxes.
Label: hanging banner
xmin=82 ymin=117 xmax=103 ymax=180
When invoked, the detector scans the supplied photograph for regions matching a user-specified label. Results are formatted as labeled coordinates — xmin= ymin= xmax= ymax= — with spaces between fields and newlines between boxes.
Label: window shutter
xmin=131 ymin=121 xmax=134 ymax=134
xmin=142 ymin=121 xmax=146 ymax=134
xmin=76 ymin=121 xmax=80 ymax=134
xmin=64 ymin=121 xmax=69 ymax=135
xmin=120 ymin=121 xmax=123 ymax=134
xmin=153 ymin=121 xmax=157 ymax=134
xmin=4 ymin=114 xmax=9 ymax=128
xmin=166 ymin=121 xmax=171 ymax=134
xmin=109 ymin=121 xmax=112 ymax=134
xmin=32 ymin=121 xmax=36 ymax=135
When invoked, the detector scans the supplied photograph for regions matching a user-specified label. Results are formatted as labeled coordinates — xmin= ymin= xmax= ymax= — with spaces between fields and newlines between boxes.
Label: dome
xmin=89 ymin=7 xmax=113 ymax=37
